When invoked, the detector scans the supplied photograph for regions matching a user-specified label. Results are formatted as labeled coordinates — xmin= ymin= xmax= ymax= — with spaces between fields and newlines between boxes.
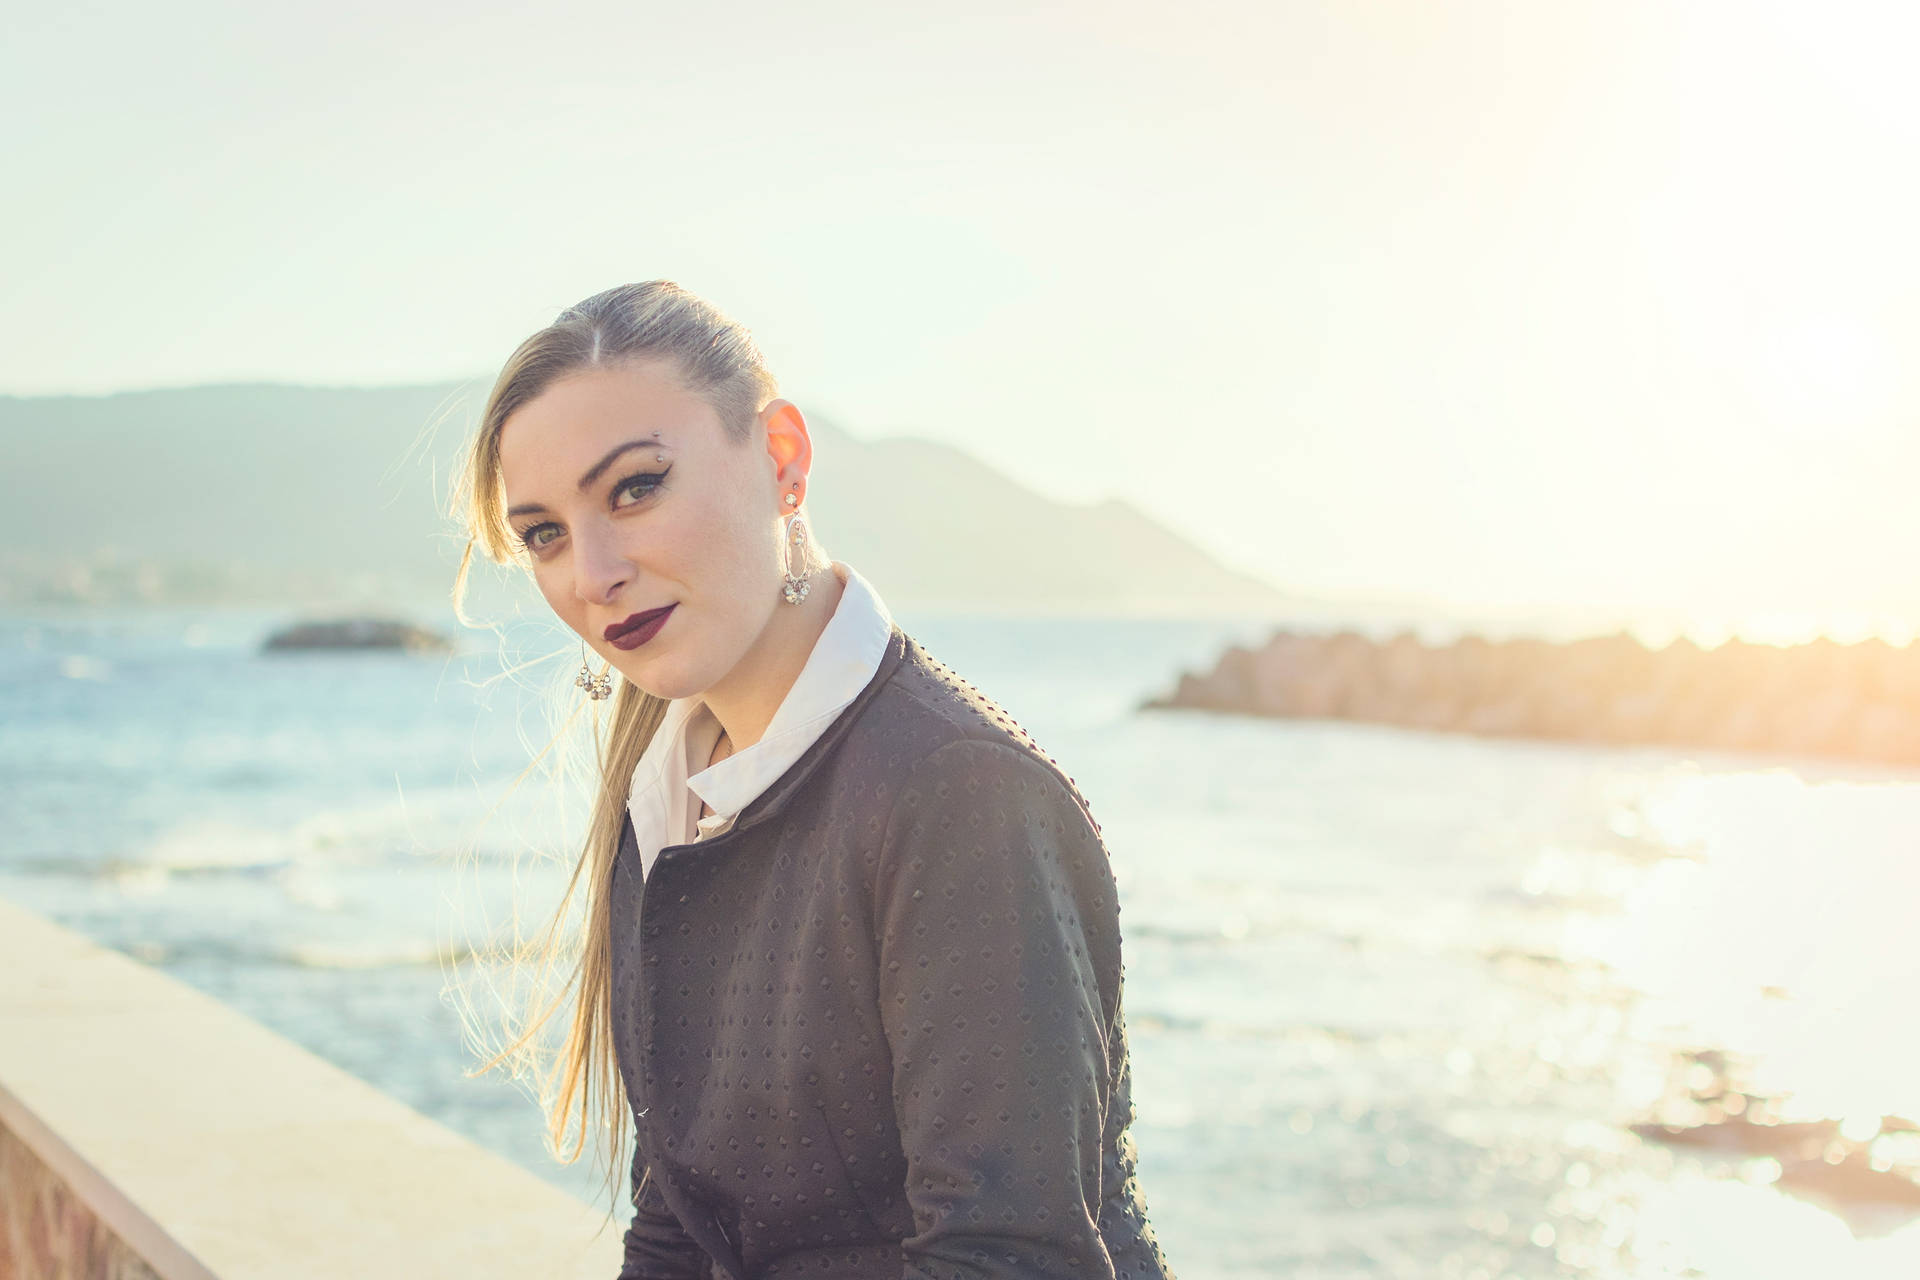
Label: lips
xmin=604 ymin=604 xmax=675 ymax=650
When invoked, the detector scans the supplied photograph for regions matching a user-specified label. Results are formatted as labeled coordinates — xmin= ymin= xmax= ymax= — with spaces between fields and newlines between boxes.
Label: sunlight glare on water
xmin=1566 ymin=767 xmax=1920 ymax=1128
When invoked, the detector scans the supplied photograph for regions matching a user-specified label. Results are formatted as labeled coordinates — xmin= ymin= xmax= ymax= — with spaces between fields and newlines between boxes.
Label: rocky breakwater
xmin=1145 ymin=629 xmax=1920 ymax=766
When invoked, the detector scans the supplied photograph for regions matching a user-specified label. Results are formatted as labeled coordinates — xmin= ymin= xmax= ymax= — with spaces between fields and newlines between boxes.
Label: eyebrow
xmin=506 ymin=439 xmax=663 ymax=518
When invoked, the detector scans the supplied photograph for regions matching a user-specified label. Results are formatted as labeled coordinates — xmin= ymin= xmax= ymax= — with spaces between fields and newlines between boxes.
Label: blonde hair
xmin=444 ymin=281 xmax=781 ymax=1215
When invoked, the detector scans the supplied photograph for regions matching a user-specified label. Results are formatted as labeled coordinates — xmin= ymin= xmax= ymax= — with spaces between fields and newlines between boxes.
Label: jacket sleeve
xmin=874 ymin=738 xmax=1124 ymax=1280
xmin=617 ymin=1114 xmax=712 ymax=1280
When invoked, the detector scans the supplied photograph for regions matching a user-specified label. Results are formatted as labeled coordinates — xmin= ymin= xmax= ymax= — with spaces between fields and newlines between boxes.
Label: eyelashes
xmin=612 ymin=468 xmax=668 ymax=506
xmin=515 ymin=467 xmax=668 ymax=554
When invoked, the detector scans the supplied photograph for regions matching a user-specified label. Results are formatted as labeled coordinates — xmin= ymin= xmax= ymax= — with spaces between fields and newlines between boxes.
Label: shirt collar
xmin=626 ymin=560 xmax=894 ymax=844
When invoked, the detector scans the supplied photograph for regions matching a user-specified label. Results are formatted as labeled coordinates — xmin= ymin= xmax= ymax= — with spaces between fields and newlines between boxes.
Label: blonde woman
xmin=452 ymin=281 xmax=1175 ymax=1280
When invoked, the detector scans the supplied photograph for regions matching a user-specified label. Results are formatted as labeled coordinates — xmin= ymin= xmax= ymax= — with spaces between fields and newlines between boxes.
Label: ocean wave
xmin=125 ymin=936 xmax=483 ymax=970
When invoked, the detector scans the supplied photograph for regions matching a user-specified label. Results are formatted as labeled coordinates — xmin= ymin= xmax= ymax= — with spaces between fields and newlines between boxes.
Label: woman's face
xmin=497 ymin=358 xmax=804 ymax=701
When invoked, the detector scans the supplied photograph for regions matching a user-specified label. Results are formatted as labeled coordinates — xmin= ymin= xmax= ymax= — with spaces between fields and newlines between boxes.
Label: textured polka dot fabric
xmin=608 ymin=625 xmax=1176 ymax=1280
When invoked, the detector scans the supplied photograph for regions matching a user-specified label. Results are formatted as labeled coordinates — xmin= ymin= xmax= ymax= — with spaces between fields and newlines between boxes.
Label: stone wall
xmin=0 ymin=1124 xmax=161 ymax=1280
xmin=0 ymin=895 xmax=625 ymax=1280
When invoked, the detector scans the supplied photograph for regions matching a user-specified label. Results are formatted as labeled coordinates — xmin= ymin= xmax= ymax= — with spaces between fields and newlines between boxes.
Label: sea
xmin=4 ymin=604 xmax=1919 ymax=1279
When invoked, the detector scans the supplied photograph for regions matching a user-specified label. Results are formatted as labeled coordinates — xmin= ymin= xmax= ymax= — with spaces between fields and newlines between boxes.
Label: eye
xmin=613 ymin=468 xmax=668 ymax=507
xmin=511 ymin=468 xmax=667 ymax=559
xmin=516 ymin=522 xmax=561 ymax=555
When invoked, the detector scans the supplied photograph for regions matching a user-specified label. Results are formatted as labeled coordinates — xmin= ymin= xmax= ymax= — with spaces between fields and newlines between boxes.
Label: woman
xmin=452 ymin=281 xmax=1176 ymax=1280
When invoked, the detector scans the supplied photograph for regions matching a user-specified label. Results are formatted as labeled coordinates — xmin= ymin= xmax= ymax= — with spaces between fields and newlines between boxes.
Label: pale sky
xmin=6 ymin=1 xmax=1917 ymax=636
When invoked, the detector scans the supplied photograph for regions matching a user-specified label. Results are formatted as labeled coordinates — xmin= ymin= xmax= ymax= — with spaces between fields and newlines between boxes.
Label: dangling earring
xmin=574 ymin=639 xmax=612 ymax=700
xmin=781 ymin=505 xmax=812 ymax=605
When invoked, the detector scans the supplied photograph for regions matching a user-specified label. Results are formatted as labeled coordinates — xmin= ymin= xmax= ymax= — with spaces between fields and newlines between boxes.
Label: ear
xmin=760 ymin=399 xmax=813 ymax=507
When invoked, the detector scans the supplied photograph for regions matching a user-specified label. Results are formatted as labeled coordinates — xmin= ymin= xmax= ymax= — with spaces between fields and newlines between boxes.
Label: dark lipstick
xmin=604 ymin=604 xmax=675 ymax=650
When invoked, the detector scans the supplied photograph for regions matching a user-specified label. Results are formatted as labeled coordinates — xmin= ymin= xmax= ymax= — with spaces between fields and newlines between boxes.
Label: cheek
xmin=530 ymin=561 xmax=582 ymax=625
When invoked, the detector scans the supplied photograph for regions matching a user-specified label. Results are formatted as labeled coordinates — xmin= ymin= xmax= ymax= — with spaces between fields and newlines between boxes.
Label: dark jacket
xmin=609 ymin=623 xmax=1176 ymax=1280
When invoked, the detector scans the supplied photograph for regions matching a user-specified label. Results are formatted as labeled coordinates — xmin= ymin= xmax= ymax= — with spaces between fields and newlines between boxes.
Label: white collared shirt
xmin=625 ymin=560 xmax=894 ymax=881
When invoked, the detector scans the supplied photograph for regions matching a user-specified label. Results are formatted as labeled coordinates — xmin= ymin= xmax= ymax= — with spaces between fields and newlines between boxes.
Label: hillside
xmin=0 ymin=381 xmax=1295 ymax=617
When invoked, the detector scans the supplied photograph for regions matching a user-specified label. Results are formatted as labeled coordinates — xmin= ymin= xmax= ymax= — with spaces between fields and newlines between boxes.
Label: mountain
xmin=0 ymin=380 xmax=1295 ymax=617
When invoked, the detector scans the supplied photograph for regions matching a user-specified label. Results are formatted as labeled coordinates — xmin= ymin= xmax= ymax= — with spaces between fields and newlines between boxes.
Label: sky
xmin=5 ymin=1 xmax=1917 ymax=637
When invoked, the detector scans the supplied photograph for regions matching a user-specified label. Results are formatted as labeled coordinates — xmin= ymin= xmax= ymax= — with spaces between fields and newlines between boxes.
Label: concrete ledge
xmin=0 ymin=1118 xmax=164 ymax=1279
xmin=0 ymin=895 xmax=624 ymax=1279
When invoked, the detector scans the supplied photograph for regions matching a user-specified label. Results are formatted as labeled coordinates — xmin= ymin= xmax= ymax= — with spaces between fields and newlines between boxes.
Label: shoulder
xmin=859 ymin=637 xmax=1125 ymax=983
xmin=841 ymin=632 xmax=1105 ymax=846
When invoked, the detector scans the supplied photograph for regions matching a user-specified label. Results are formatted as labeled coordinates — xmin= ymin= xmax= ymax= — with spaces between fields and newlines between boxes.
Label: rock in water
xmin=262 ymin=617 xmax=451 ymax=653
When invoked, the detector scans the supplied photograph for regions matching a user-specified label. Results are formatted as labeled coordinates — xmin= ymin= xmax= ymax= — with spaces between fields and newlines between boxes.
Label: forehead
xmin=499 ymin=360 xmax=718 ymax=479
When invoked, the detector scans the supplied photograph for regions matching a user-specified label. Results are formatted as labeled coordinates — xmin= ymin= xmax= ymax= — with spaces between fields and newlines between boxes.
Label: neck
xmin=700 ymin=560 xmax=848 ymax=753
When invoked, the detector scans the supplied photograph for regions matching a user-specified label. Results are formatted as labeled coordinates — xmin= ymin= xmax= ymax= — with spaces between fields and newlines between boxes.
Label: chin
xmin=617 ymin=663 xmax=687 ymax=703
xmin=613 ymin=648 xmax=707 ymax=704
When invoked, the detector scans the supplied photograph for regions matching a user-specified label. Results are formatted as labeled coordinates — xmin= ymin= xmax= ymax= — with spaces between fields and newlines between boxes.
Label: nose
xmin=570 ymin=519 xmax=634 ymax=607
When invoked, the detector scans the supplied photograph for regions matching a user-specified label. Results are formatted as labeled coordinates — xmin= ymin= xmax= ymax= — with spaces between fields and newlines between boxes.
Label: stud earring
xmin=574 ymin=639 xmax=612 ymax=700
xmin=781 ymin=510 xmax=812 ymax=604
